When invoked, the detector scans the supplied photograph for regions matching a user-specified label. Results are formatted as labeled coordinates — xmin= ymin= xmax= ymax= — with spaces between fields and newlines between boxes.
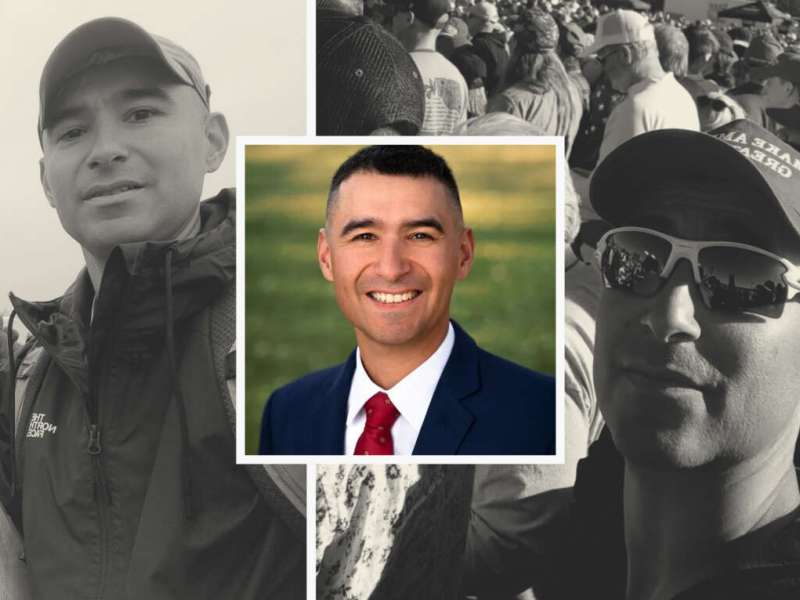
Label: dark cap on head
xmin=515 ymin=8 xmax=559 ymax=54
xmin=39 ymin=17 xmax=209 ymax=139
xmin=390 ymin=0 xmax=452 ymax=28
xmin=752 ymin=50 xmax=800 ymax=85
xmin=591 ymin=119 xmax=800 ymax=243
xmin=317 ymin=14 xmax=424 ymax=135
xmin=744 ymin=33 xmax=783 ymax=67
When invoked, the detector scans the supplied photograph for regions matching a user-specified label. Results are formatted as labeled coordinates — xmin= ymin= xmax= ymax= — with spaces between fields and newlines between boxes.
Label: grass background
xmin=245 ymin=144 xmax=556 ymax=454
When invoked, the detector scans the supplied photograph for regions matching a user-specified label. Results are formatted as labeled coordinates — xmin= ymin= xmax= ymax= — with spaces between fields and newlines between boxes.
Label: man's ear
xmin=318 ymin=227 xmax=335 ymax=282
xmin=39 ymin=158 xmax=56 ymax=208
xmin=620 ymin=45 xmax=634 ymax=66
xmin=457 ymin=227 xmax=475 ymax=280
xmin=204 ymin=112 xmax=229 ymax=173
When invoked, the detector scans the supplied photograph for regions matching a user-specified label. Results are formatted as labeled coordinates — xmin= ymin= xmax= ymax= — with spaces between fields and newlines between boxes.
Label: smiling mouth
xmin=84 ymin=182 xmax=144 ymax=201
xmin=367 ymin=290 xmax=421 ymax=304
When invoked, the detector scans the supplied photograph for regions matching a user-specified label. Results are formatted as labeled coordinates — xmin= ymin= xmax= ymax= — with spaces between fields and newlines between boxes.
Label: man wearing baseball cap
xmin=390 ymin=0 xmax=470 ymax=135
xmin=2 ymin=17 xmax=304 ymax=599
xmin=557 ymin=119 xmax=800 ymax=597
xmin=584 ymin=9 xmax=698 ymax=163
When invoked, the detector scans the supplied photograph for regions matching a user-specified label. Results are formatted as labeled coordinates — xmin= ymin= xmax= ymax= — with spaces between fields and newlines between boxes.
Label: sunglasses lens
xmin=600 ymin=231 xmax=672 ymax=296
xmin=698 ymin=247 xmax=789 ymax=314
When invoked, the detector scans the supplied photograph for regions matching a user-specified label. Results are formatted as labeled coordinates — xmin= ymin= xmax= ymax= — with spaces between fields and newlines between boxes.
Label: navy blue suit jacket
xmin=259 ymin=322 xmax=555 ymax=455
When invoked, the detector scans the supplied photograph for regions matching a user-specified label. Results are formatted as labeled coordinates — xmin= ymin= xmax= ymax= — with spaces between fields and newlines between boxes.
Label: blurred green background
xmin=245 ymin=145 xmax=556 ymax=453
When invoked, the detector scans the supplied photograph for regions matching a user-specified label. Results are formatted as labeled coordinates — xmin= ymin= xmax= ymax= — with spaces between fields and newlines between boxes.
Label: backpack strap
xmin=209 ymin=284 xmax=306 ymax=538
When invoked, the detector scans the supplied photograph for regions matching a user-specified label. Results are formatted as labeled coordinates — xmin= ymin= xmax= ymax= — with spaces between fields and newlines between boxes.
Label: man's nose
xmin=639 ymin=259 xmax=702 ymax=343
xmin=374 ymin=238 xmax=411 ymax=282
xmin=87 ymin=118 xmax=127 ymax=169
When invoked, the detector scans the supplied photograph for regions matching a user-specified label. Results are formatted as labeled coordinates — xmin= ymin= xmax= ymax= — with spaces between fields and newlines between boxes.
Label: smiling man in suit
xmin=259 ymin=145 xmax=555 ymax=455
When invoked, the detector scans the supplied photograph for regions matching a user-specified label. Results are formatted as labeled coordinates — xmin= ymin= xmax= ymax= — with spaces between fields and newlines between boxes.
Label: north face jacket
xmin=2 ymin=189 xmax=304 ymax=599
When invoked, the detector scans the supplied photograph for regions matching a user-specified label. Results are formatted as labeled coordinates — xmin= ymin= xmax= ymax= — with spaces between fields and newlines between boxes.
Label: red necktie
xmin=354 ymin=392 xmax=400 ymax=455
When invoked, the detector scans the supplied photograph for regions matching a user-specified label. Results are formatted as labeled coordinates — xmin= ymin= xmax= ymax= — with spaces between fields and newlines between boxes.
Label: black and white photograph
xmin=0 ymin=2 xmax=306 ymax=599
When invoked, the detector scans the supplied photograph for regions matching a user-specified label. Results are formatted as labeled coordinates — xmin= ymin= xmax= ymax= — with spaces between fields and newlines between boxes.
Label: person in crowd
xmin=442 ymin=16 xmax=490 ymax=117
xmin=585 ymin=9 xmax=699 ymax=163
xmin=389 ymin=0 xmax=470 ymax=135
xmin=679 ymin=25 xmax=721 ymax=98
xmin=488 ymin=8 xmax=583 ymax=153
xmin=3 ymin=17 xmax=305 ymax=599
xmin=318 ymin=1 xmax=426 ymax=134
xmin=654 ymin=23 xmax=689 ymax=77
xmin=467 ymin=0 xmax=510 ymax=96
xmin=561 ymin=118 xmax=800 ymax=598
xmin=260 ymin=145 xmax=555 ymax=456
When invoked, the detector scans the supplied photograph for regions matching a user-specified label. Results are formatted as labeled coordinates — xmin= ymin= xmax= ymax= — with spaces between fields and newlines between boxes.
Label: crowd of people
xmin=315 ymin=2 xmax=800 ymax=599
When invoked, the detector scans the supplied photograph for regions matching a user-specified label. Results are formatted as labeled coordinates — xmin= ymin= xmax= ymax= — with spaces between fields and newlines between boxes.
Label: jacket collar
xmin=9 ymin=188 xmax=236 ymax=393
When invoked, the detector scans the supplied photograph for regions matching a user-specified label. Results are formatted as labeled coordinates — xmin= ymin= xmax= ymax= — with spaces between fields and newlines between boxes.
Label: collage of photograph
xmin=2 ymin=0 xmax=800 ymax=598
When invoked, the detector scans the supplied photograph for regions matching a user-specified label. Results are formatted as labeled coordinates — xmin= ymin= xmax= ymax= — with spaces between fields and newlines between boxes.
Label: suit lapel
xmin=309 ymin=351 xmax=356 ymax=454
xmin=413 ymin=322 xmax=479 ymax=454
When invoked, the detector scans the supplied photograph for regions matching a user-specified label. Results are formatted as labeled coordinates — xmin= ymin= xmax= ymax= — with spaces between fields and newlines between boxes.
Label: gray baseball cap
xmin=39 ymin=17 xmax=210 ymax=138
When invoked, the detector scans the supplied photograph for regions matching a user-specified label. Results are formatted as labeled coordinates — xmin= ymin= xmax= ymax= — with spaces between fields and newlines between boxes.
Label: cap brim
xmin=590 ymin=128 xmax=797 ymax=237
xmin=767 ymin=106 xmax=800 ymax=130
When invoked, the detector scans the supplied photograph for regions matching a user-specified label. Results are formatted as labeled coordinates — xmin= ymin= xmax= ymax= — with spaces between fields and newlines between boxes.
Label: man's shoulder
xmin=474 ymin=344 xmax=555 ymax=394
xmin=270 ymin=362 xmax=347 ymax=405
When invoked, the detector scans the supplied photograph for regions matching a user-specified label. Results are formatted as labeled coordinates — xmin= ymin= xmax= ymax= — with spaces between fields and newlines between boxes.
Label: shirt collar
xmin=346 ymin=322 xmax=456 ymax=431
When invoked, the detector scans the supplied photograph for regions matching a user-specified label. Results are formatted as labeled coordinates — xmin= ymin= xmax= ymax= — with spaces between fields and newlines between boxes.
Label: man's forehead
xmin=44 ymin=57 xmax=191 ymax=125
xmin=335 ymin=172 xmax=453 ymax=208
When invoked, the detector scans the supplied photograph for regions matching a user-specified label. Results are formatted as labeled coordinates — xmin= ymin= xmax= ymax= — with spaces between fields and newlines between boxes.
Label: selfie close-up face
xmin=40 ymin=57 xmax=226 ymax=258
xmin=319 ymin=171 xmax=473 ymax=353
xmin=594 ymin=187 xmax=800 ymax=471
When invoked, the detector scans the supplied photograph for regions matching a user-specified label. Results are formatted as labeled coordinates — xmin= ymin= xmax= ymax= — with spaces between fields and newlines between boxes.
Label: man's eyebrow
xmin=340 ymin=218 xmax=378 ymax=237
xmin=402 ymin=218 xmax=445 ymax=233
xmin=117 ymin=86 xmax=174 ymax=103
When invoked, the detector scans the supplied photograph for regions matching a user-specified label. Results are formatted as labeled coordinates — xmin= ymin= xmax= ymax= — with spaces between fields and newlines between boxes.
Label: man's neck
xmin=625 ymin=60 xmax=666 ymax=92
xmin=357 ymin=320 xmax=450 ymax=389
xmin=84 ymin=211 xmax=203 ymax=292
xmin=623 ymin=448 xmax=800 ymax=600
xmin=410 ymin=28 xmax=441 ymax=52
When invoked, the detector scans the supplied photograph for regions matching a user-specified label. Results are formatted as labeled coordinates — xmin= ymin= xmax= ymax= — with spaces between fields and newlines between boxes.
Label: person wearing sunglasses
xmin=582 ymin=9 xmax=699 ymax=164
xmin=559 ymin=118 xmax=800 ymax=599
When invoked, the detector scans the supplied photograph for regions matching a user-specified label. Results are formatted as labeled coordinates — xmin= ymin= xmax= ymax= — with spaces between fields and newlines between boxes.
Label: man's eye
xmin=352 ymin=232 xmax=376 ymax=241
xmin=410 ymin=232 xmax=434 ymax=240
xmin=58 ymin=128 xmax=85 ymax=142
xmin=128 ymin=108 xmax=157 ymax=122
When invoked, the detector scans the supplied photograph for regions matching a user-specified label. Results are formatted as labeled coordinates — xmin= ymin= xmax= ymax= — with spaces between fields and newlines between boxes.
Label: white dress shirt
xmin=345 ymin=322 xmax=456 ymax=455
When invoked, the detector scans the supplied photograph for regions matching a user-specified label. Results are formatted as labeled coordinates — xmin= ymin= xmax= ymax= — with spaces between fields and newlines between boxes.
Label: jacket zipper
xmin=87 ymin=337 xmax=112 ymax=600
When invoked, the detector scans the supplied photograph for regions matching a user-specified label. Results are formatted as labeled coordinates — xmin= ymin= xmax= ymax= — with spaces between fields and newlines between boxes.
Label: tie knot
xmin=364 ymin=391 xmax=399 ymax=429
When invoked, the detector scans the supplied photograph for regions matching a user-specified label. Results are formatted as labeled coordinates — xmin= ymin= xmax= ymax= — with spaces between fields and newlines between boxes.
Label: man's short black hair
xmin=327 ymin=145 xmax=463 ymax=222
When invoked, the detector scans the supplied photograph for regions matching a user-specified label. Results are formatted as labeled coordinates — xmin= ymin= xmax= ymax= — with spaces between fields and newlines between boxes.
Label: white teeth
xmin=90 ymin=184 xmax=140 ymax=199
xmin=370 ymin=291 xmax=419 ymax=304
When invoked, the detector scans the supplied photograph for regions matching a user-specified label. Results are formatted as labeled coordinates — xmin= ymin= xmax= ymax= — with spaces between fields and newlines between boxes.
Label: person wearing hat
xmin=585 ymin=9 xmax=699 ymax=163
xmin=487 ymin=8 xmax=583 ymax=154
xmin=318 ymin=2 xmax=426 ymax=134
xmin=390 ymin=0 xmax=470 ymax=135
xmin=2 ymin=17 xmax=305 ymax=599
xmin=440 ymin=16 xmax=490 ymax=117
xmin=731 ymin=50 xmax=800 ymax=135
xmin=556 ymin=119 xmax=800 ymax=598
xmin=467 ymin=0 xmax=511 ymax=96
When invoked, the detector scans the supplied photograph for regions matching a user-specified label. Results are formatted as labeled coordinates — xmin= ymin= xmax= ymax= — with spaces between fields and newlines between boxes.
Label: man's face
xmin=318 ymin=171 xmax=474 ymax=353
xmin=40 ymin=57 xmax=227 ymax=258
xmin=763 ymin=75 xmax=796 ymax=108
xmin=595 ymin=185 xmax=800 ymax=471
xmin=597 ymin=44 xmax=627 ymax=91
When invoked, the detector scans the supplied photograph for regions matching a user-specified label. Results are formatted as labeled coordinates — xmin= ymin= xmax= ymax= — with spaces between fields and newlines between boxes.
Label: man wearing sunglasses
xmin=561 ymin=118 xmax=800 ymax=598
xmin=583 ymin=9 xmax=699 ymax=163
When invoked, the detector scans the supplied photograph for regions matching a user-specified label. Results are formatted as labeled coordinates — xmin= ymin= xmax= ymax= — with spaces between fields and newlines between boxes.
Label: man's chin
xmin=612 ymin=426 xmax=718 ymax=472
